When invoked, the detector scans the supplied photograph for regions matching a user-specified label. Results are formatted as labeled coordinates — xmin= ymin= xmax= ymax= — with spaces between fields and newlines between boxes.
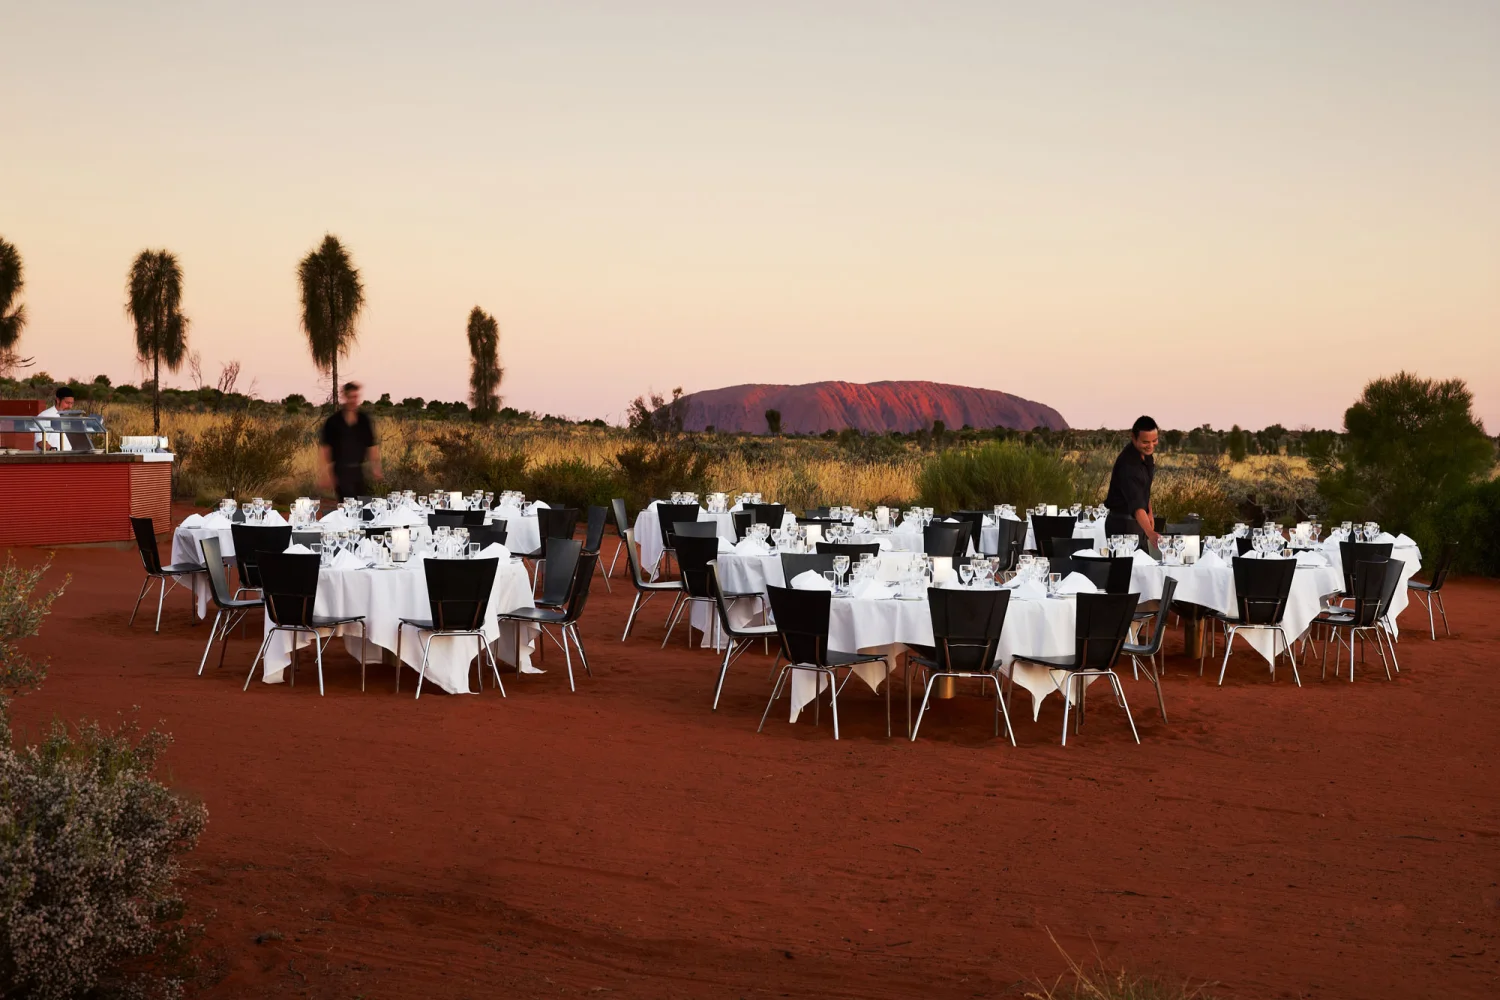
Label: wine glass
xmin=1047 ymin=572 xmax=1062 ymax=596
xmin=958 ymin=563 xmax=975 ymax=587
xmin=822 ymin=570 xmax=838 ymax=592
xmin=832 ymin=554 xmax=851 ymax=589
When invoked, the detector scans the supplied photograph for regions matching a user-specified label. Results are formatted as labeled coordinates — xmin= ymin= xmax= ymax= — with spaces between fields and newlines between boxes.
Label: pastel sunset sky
xmin=2 ymin=1 xmax=1496 ymax=429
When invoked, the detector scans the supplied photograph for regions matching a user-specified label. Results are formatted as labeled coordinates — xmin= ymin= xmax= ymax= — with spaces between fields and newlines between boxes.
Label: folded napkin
xmin=1394 ymin=533 xmax=1417 ymax=548
xmin=180 ymin=513 xmax=204 ymax=528
xmin=1132 ymin=550 xmax=1156 ymax=566
xmin=1001 ymin=511 xmax=1022 ymax=521
xmin=531 ymin=500 xmax=550 ymax=510
xmin=478 ymin=543 xmax=510 ymax=561
xmin=382 ymin=508 xmax=423 ymax=527
xmin=942 ymin=516 xmax=958 ymax=523
xmin=329 ymin=548 xmax=365 ymax=571
xmin=285 ymin=543 xmax=314 ymax=555
xmin=849 ymin=578 xmax=896 ymax=600
xmin=201 ymin=512 xmax=231 ymax=529
xmin=320 ymin=510 xmax=353 ymax=529
xmin=734 ymin=537 xmax=769 ymax=556
xmin=717 ymin=537 xmax=736 ymax=554
xmin=1295 ymin=551 xmax=1327 ymax=567
xmin=790 ymin=569 xmax=834 ymax=591
xmin=1009 ymin=578 xmax=1047 ymax=601
xmin=260 ymin=509 xmax=287 ymax=526
xmin=1374 ymin=531 xmax=1397 ymax=545
xmin=1056 ymin=572 xmax=1098 ymax=595
xmin=1195 ymin=550 xmax=1224 ymax=570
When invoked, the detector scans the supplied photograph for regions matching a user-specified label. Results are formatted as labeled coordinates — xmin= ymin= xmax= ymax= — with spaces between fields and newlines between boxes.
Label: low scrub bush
xmin=615 ymin=442 xmax=710 ymax=512
xmin=1432 ymin=475 xmax=1500 ymax=576
xmin=916 ymin=441 xmax=1075 ymax=512
xmin=1150 ymin=467 xmax=1240 ymax=534
xmin=526 ymin=459 xmax=622 ymax=511
xmin=186 ymin=410 xmax=302 ymax=499
xmin=0 ymin=556 xmax=68 ymax=709
xmin=427 ymin=429 xmax=528 ymax=494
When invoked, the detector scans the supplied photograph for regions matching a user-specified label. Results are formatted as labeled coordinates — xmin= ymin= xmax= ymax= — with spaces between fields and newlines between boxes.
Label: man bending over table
xmin=1104 ymin=415 xmax=1159 ymax=549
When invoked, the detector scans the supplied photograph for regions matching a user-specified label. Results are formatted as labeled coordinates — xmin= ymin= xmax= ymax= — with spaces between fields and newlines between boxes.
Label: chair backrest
xmin=655 ymin=502 xmax=701 ymax=549
xmin=672 ymin=521 xmax=719 ymax=540
xmin=1048 ymin=554 xmax=1077 ymax=577
xmin=362 ymin=525 xmax=392 ymax=538
xmin=927 ymin=587 xmax=1010 ymax=674
xmin=708 ymin=561 xmax=745 ymax=636
xmin=815 ymin=542 xmax=882 ymax=561
xmin=624 ymin=528 xmax=651 ymax=587
xmin=256 ymin=551 xmax=322 ymax=628
xmin=1339 ymin=541 xmax=1392 ymax=595
xmin=559 ymin=550 xmax=599 ymax=626
xmin=1073 ymin=554 xmax=1134 ymax=594
xmin=610 ymin=498 xmax=631 ymax=539
xmin=1377 ymin=559 xmax=1404 ymax=622
xmin=428 ymin=509 xmax=468 ymax=529
xmin=469 ymin=522 xmax=508 ymax=548
xmin=1231 ymin=557 xmax=1297 ymax=625
xmin=1071 ymin=591 xmax=1138 ymax=671
xmin=197 ymin=534 xmax=237 ymax=608
xmin=231 ymin=524 xmax=293 ymax=589
xmin=1235 ymin=536 xmax=1254 ymax=556
xmin=1052 ymin=537 xmax=1094 ymax=557
xmin=130 ymin=516 xmax=163 ymax=574
xmin=422 ymin=557 xmax=499 ymax=631
xmin=291 ymin=530 xmax=321 ymax=548
xmin=731 ymin=510 xmax=754 ymax=541
xmin=1426 ymin=541 xmax=1457 ymax=591
xmin=537 ymin=538 xmax=583 ymax=606
xmin=673 ymin=535 xmax=720 ymax=598
xmin=949 ymin=511 xmax=988 ymax=552
xmin=766 ymin=585 xmax=832 ymax=667
xmin=1344 ymin=558 xmax=1389 ymax=628
xmin=993 ymin=517 xmax=1026 ymax=570
xmin=923 ymin=524 xmax=966 ymax=559
xmin=1127 ymin=576 xmax=1178 ymax=656
xmin=779 ymin=552 xmax=835 ymax=583
xmin=744 ymin=502 xmax=785 ymax=530
xmin=582 ymin=505 xmax=608 ymax=553
xmin=1030 ymin=514 xmax=1078 ymax=555
xmin=1164 ymin=517 xmax=1202 ymax=535
xmin=538 ymin=506 xmax=580 ymax=540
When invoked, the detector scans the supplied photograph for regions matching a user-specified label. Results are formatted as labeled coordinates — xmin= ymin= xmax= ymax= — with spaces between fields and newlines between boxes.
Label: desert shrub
xmin=427 ymin=429 xmax=528 ymax=493
xmin=188 ymin=411 xmax=301 ymax=498
xmin=1151 ymin=467 xmax=1240 ymax=534
xmin=526 ymin=459 xmax=622 ymax=511
xmin=0 ymin=556 xmax=68 ymax=717
xmin=1317 ymin=372 xmax=1494 ymax=541
xmin=1068 ymin=448 xmax=1118 ymax=505
xmin=916 ymin=441 xmax=1075 ymax=512
xmin=0 ymin=719 xmax=207 ymax=1000
xmin=615 ymin=442 xmax=710 ymax=512
xmin=1432 ymin=475 xmax=1500 ymax=576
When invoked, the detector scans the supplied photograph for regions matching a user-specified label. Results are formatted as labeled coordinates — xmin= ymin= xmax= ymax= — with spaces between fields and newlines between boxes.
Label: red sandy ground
xmin=6 ymin=530 xmax=1499 ymax=1000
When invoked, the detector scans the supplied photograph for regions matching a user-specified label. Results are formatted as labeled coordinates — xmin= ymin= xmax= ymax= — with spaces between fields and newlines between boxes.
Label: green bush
xmin=1432 ymin=476 xmax=1500 ymax=576
xmin=188 ymin=411 xmax=302 ymax=498
xmin=427 ymin=429 xmax=528 ymax=494
xmin=1151 ymin=468 xmax=1240 ymax=534
xmin=526 ymin=459 xmax=622 ymax=511
xmin=615 ymin=442 xmax=710 ymax=512
xmin=916 ymin=441 xmax=1075 ymax=512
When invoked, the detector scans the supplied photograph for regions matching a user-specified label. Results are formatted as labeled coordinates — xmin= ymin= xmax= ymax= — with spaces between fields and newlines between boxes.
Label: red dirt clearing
xmin=7 ymin=540 xmax=1499 ymax=999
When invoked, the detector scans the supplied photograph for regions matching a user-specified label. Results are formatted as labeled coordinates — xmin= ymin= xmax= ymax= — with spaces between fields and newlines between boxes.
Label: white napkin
xmin=942 ymin=516 xmax=958 ymax=523
xmin=1374 ymin=532 xmax=1397 ymax=545
xmin=285 ymin=543 xmax=314 ymax=554
xmin=320 ymin=510 xmax=353 ymax=529
xmin=849 ymin=578 xmax=896 ymax=600
xmin=478 ymin=543 xmax=510 ymax=561
xmin=1056 ymin=572 xmax=1098 ymax=595
xmin=1009 ymin=578 xmax=1047 ymax=601
xmin=383 ymin=508 xmax=423 ymax=527
xmin=330 ymin=548 xmax=365 ymax=571
xmin=1195 ymin=550 xmax=1224 ymax=570
xmin=734 ymin=537 xmax=769 ymax=556
xmin=790 ymin=569 xmax=833 ymax=591
xmin=1295 ymin=551 xmax=1327 ymax=567
xmin=180 ymin=513 xmax=204 ymax=528
xmin=1394 ymin=533 xmax=1417 ymax=548
xmin=1001 ymin=511 xmax=1022 ymax=521
xmin=717 ymin=537 xmax=736 ymax=554
xmin=531 ymin=500 xmax=551 ymax=510
xmin=201 ymin=512 xmax=230 ymax=529
xmin=1132 ymin=550 xmax=1156 ymax=566
xmin=260 ymin=509 xmax=287 ymax=526
xmin=876 ymin=552 xmax=916 ymax=582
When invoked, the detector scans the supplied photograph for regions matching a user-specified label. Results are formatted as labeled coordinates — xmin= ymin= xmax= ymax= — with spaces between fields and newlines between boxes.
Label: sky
xmin=2 ymin=1 xmax=1496 ymax=430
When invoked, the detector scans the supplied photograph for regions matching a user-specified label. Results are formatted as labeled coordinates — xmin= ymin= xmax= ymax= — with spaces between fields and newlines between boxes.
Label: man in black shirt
xmin=1104 ymin=415 xmax=1159 ymax=548
xmin=318 ymin=382 xmax=382 ymax=501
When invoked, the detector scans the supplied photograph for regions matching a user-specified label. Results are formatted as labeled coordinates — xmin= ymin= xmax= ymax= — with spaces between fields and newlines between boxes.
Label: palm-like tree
xmin=466 ymin=306 xmax=504 ymax=420
xmin=126 ymin=249 xmax=190 ymax=434
xmin=297 ymin=235 xmax=364 ymax=401
xmin=0 ymin=236 xmax=26 ymax=369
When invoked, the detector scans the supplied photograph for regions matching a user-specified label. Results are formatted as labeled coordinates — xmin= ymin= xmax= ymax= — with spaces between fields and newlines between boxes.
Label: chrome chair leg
xmin=758 ymin=664 xmax=793 ymax=733
xmin=561 ymin=624 xmax=575 ymax=692
xmin=910 ymin=674 xmax=939 ymax=741
xmin=129 ymin=576 xmax=151 ymax=626
xmin=1109 ymin=672 xmax=1141 ymax=744
xmin=243 ymin=629 xmax=274 ymax=691
xmin=414 ymin=634 xmax=434 ymax=699
xmin=713 ymin=637 xmax=736 ymax=709
xmin=198 ymin=609 xmax=223 ymax=676
xmin=570 ymin=625 xmax=592 ymax=678
xmin=485 ymin=639 xmax=506 ymax=696
xmin=1437 ymin=592 xmax=1450 ymax=635
xmin=1217 ymin=626 xmax=1238 ymax=685
xmin=154 ymin=576 xmax=167 ymax=632
xmin=314 ymin=628 xmax=326 ymax=696
xmin=660 ymin=593 xmax=686 ymax=648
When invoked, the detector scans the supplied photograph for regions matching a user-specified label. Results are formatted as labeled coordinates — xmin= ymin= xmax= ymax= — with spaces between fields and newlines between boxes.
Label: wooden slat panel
xmin=129 ymin=463 xmax=172 ymax=528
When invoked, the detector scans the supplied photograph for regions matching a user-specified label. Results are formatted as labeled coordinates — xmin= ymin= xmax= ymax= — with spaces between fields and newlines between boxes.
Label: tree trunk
xmin=331 ymin=355 xmax=338 ymax=405
xmin=153 ymin=350 xmax=161 ymax=435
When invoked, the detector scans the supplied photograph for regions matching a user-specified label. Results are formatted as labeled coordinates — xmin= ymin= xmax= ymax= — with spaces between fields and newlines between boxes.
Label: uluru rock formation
xmin=679 ymin=381 xmax=1068 ymax=434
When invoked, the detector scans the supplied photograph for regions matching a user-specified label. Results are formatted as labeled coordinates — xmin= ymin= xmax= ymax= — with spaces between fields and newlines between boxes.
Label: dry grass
xmin=1025 ymin=933 xmax=1219 ymax=1000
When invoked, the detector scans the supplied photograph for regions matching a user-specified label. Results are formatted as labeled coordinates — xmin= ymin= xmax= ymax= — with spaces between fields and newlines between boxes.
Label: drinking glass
xmin=959 ymin=563 xmax=975 ymax=587
xmin=832 ymin=553 xmax=850 ymax=586
xmin=822 ymin=570 xmax=838 ymax=592
xmin=1047 ymin=572 xmax=1062 ymax=596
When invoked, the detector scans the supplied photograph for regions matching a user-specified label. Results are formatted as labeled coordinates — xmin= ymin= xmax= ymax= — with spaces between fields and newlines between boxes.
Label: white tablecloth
xmin=486 ymin=508 xmax=541 ymax=556
xmin=172 ymin=523 xmax=232 ymax=618
xmin=632 ymin=501 xmax=793 ymax=579
xmin=257 ymin=557 xmax=538 ymax=694
xmin=1024 ymin=518 xmax=1108 ymax=552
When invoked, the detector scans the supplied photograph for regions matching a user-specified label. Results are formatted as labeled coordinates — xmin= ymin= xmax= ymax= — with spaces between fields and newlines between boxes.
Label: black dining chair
xmin=519 ymin=506 xmax=580 ymax=590
xmin=653 ymin=502 xmax=702 ymax=577
xmin=1012 ymin=591 xmax=1141 ymax=746
xmin=661 ymin=534 xmax=723 ymax=648
xmin=534 ymin=538 xmax=583 ymax=611
xmin=582 ymin=505 xmax=611 ymax=592
xmin=1071 ymin=553 xmax=1134 ymax=594
xmin=671 ymin=521 xmax=720 ymax=540
xmin=815 ymin=541 xmax=882 ymax=562
xmin=731 ymin=510 xmax=755 ymax=541
xmin=1337 ymin=541 xmax=1393 ymax=601
xmin=468 ymin=522 xmax=509 ymax=549
xmin=291 ymin=529 xmax=322 ymax=548
xmin=1119 ymin=576 xmax=1177 ymax=722
xmin=709 ymin=560 xmax=779 ymax=710
xmin=1206 ymin=557 xmax=1300 ymax=686
xmin=428 ymin=509 xmax=474 ymax=530
xmin=993 ymin=517 xmax=1026 ymax=571
xmin=497 ymin=550 xmax=599 ymax=692
xmin=758 ymin=585 xmax=888 ymax=740
xmin=779 ymin=553 xmax=836 ymax=585
xmin=398 ymin=557 xmax=504 ymax=699
xmin=606 ymin=498 xmax=632 ymax=585
xmin=129 ymin=516 xmax=204 ymax=633
xmin=744 ymin=502 xmax=786 ymax=531
xmin=1407 ymin=541 xmax=1456 ymax=640
xmin=1311 ymin=559 xmax=1394 ymax=683
xmin=243 ymin=551 xmax=367 ymax=696
xmin=230 ymin=523 xmax=292 ymax=599
xmin=1051 ymin=537 xmax=1095 ymax=558
xmin=195 ymin=535 xmax=265 ymax=676
xmin=1030 ymin=514 xmax=1078 ymax=556
xmin=923 ymin=524 xmax=967 ymax=560
xmin=909 ymin=587 xmax=1014 ymax=744
xmin=620 ymin=528 xmax=683 ymax=641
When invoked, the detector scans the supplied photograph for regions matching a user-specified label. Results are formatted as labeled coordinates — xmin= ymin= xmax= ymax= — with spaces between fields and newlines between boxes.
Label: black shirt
xmin=320 ymin=410 xmax=376 ymax=476
xmin=1104 ymin=443 xmax=1154 ymax=518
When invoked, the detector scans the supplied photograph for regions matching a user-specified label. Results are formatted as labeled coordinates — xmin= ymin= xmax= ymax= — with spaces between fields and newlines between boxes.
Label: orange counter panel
xmin=0 ymin=455 xmax=173 ymax=546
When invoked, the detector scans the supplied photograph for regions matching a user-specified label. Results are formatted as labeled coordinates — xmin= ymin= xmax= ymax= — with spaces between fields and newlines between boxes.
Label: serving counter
xmin=0 ymin=451 xmax=174 ymax=546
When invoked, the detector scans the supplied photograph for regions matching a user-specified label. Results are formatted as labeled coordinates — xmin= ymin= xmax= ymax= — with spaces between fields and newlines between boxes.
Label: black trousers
xmin=334 ymin=465 xmax=367 ymax=502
